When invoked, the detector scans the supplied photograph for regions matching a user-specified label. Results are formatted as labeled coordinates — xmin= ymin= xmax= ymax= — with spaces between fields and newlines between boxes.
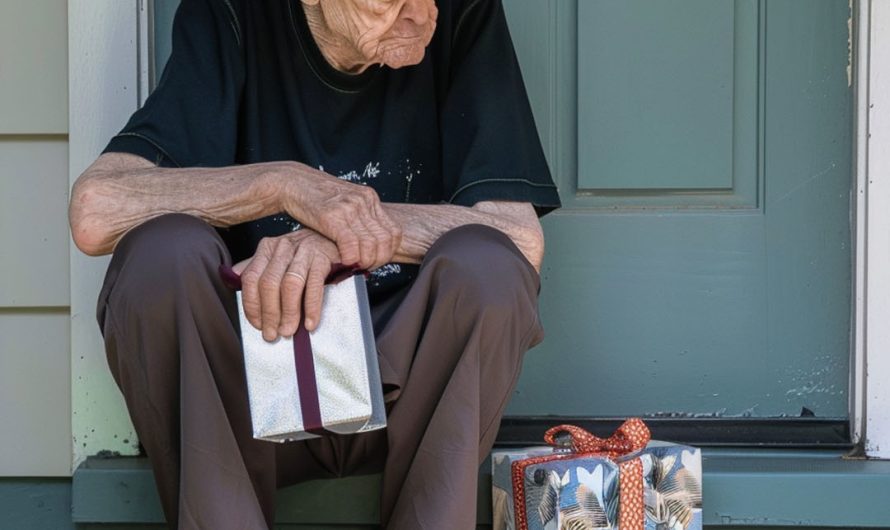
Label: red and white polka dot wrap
xmin=510 ymin=418 xmax=651 ymax=530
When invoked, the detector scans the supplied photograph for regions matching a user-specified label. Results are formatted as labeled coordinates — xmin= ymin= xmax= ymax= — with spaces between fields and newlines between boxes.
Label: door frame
xmin=68 ymin=0 xmax=890 ymax=468
xmin=854 ymin=0 xmax=890 ymax=459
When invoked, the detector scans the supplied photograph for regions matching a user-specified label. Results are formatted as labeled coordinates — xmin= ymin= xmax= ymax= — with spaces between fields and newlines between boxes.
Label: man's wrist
xmin=261 ymin=161 xmax=304 ymax=216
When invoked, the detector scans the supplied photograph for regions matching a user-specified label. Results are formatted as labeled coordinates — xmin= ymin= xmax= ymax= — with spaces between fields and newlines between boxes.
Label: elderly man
xmin=69 ymin=0 xmax=560 ymax=528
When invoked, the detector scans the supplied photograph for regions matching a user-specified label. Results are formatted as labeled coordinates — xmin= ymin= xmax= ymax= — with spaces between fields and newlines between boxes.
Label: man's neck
xmin=301 ymin=3 xmax=372 ymax=75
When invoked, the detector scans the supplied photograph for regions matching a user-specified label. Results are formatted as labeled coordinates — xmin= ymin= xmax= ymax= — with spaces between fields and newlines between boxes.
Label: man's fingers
xmin=303 ymin=256 xmax=331 ymax=332
xmin=355 ymin=222 xmax=378 ymax=270
xmin=366 ymin=221 xmax=394 ymax=270
xmin=240 ymin=250 xmax=271 ymax=332
xmin=258 ymin=238 xmax=296 ymax=341
xmin=334 ymin=224 xmax=361 ymax=267
xmin=239 ymin=231 xmax=341 ymax=339
xmin=303 ymin=180 xmax=403 ymax=270
xmin=232 ymin=257 xmax=252 ymax=276
xmin=360 ymin=202 xmax=401 ymax=270
xmin=279 ymin=249 xmax=310 ymax=337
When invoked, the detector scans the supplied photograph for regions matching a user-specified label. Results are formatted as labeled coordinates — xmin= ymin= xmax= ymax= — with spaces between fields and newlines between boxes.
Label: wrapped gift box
xmin=223 ymin=265 xmax=386 ymax=442
xmin=492 ymin=420 xmax=702 ymax=530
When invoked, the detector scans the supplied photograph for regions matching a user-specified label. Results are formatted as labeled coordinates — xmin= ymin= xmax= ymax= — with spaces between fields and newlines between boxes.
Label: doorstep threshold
xmin=72 ymin=448 xmax=890 ymax=527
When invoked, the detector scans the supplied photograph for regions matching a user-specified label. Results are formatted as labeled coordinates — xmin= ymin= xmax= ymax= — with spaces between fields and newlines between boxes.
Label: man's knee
xmin=114 ymin=213 xmax=225 ymax=268
xmin=101 ymin=214 xmax=229 ymax=319
xmin=425 ymin=224 xmax=541 ymax=322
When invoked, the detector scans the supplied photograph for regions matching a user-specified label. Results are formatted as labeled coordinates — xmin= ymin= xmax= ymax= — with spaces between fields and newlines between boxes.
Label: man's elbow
xmin=69 ymin=177 xmax=112 ymax=256
xmin=71 ymin=225 xmax=110 ymax=257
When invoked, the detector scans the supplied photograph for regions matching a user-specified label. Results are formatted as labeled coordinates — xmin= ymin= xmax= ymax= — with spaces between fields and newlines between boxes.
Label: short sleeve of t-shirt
xmin=441 ymin=0 xmax=561 ymax=215
xmin=103 ymin=0 xmax=245 ymax=168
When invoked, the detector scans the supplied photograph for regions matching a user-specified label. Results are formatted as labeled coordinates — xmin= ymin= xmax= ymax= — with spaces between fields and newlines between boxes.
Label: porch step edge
xmin=72 ymin=449 xmax=890 ymax=527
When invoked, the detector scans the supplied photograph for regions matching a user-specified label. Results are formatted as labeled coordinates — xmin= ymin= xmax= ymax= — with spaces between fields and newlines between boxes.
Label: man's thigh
xmin=274 ymin=224 xmax=540 ymax=488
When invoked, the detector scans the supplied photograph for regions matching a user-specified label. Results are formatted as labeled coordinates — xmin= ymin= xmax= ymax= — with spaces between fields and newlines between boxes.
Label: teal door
xmin=153 ymin=0 xmax=853 ymax=441
xmin=502 ymin=0 xmax=853 ymax=435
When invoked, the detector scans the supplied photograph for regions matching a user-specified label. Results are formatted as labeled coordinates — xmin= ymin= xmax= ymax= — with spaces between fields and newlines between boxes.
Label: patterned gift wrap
xmin=492 ymin=419 xmax=702 ymax=530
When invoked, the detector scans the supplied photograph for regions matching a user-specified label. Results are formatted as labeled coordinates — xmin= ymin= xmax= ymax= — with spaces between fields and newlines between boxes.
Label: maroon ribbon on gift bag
xmin=220 ymin=263 xmax=362 ymax=436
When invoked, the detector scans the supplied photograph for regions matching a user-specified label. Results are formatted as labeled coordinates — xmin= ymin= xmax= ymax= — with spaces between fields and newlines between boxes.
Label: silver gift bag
xmin=231 ymin=271 xmax=387 ymax=442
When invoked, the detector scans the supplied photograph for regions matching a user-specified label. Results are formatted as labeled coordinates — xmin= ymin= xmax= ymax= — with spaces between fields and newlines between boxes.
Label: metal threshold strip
xmin=496 ymin=416 xmax=852 ymax=449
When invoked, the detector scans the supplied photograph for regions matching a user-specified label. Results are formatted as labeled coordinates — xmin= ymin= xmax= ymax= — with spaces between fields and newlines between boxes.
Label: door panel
xmin=152 ymin=0 xmax=853 ymax=422
xmin=503 ymin=0 xmax=852 ymax=419
xmin=578 ymin=0 xmax=738 ymax=191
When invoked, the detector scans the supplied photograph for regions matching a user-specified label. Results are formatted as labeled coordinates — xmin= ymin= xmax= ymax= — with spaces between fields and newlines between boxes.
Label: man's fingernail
xmin=305 ymin=318 xmax=314 ymax=330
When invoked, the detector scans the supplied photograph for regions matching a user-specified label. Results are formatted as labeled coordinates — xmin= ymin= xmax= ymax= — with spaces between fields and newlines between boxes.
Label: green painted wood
xmin=72 ymin=459 xmax=165 ymax=524
xmin=0 ymin=518 xmax=881 ymax=530
xmin=71 ymin=451 xmax=890 ymax=528
xmin=0 ymin=474 xmax=890 ymax=530
xmin=73 ymin=456 xmax=491 ymax=525
xmin=145 ymin=0 xmax=851 ymax=431
xmin=56 ymin=526 xmax=890 ymax=530
xmin=578 ymin=0 xmax=737 ymax=191
xmin=0 ymin=479 xmax=74 ymax=530
xmin=503 ymin=0 xmax=852 ymax=419
xmin=701 ymin=451 xmax=890 ymax=526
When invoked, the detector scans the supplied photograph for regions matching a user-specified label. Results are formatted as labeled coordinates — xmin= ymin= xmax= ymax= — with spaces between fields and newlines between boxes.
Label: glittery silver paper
xmin=237 ymin=275 xmax=387 ymax=442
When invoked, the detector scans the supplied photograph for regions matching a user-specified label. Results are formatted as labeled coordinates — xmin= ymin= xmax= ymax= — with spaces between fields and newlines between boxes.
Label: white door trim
xmin=856 ymin=0 xmax=890 ymax=460
xmin=852 ymin=0 xmax=869 ymax=452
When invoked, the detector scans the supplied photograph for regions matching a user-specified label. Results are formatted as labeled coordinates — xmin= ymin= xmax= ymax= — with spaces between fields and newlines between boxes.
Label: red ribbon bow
xmin=543 ymin=418 xmax=650 ymax=457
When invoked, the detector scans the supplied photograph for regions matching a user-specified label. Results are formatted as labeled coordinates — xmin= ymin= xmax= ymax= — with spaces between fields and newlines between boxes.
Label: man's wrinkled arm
xmin=71 ymin=151 xmax=396 ymax=260
xmin=69 ymin=152 xmax=291 ymax=256
xmin=384 ymin=201 xmax=545 ymax=271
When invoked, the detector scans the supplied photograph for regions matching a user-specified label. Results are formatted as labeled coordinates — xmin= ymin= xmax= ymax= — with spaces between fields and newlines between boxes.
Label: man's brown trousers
xmin=97 ymin=214 xmax=543 ymax=530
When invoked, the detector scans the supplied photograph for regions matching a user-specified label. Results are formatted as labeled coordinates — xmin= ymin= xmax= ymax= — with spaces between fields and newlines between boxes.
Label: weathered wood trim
xmin=68 ymin=0 xmax=142 ymax=469
xmin=860 ymin=0 xmax=890 ymax=460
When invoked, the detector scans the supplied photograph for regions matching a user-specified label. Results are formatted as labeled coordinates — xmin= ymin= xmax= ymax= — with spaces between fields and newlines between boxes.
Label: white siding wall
xmin=0 ymin=1 xmax=68 ymax=135
xmin=0 ymin=0 xmax=72 ymax=476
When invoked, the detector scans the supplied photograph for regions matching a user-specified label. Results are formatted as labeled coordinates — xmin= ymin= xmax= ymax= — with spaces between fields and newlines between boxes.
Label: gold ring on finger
xmin=285 ymin=271 xmax=306 ymax=282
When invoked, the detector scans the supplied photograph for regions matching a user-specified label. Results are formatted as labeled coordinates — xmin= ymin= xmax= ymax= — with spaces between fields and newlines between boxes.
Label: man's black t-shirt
xmin=104 ymin=0 xmax=561 ymax=300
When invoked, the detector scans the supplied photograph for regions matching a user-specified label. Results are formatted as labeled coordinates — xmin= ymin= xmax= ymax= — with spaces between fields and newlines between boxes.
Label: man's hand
xmin=279 ymin=165 xmax=402 ymax=270
xmin=233 ymin=229 xmax=340 ymax=341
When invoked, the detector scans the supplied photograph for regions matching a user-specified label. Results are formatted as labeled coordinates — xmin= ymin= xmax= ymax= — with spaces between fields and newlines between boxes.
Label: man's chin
xmin=381 ymin=46 xmax=427 ymax=69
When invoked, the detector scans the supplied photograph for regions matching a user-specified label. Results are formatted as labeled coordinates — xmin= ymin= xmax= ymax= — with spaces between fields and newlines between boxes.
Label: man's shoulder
xmin=443 ymin=0 xmax=504 ymax=18
xmin=175 ymin=0 xmax=246 ymax=47
xmin=434 ymin=0 xmax=504 ymax=43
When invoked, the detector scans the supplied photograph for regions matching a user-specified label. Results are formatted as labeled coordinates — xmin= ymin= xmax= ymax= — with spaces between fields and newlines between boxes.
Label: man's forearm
xmin=384 ymin=201 xmax=545 ymax=271
xmin=70 ymin=153 xmax=298 ymax=256
xmin=70 ymin=152 xmax=545 ymax=270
